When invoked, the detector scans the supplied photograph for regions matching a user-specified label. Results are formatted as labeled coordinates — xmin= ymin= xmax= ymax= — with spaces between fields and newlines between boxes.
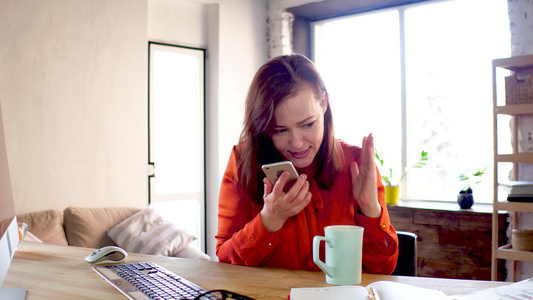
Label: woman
xmin=216 ymin=54 xmax=398 ymax=274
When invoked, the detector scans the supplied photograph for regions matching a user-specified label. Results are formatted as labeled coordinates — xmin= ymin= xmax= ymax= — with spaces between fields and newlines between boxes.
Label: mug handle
xmin=313 ymin=235 xmax=335 ymax=278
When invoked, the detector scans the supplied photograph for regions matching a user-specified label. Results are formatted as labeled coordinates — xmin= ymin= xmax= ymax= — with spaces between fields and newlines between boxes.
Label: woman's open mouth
xmin=289 ymin=147 xmax=311 ymax=160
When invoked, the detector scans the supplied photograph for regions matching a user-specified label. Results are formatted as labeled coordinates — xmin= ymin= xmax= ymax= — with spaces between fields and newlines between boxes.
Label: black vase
xmin=457 ymin=193 xmax=474 ymax=209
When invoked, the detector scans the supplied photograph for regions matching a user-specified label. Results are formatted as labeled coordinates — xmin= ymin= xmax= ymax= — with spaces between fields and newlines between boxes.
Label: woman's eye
xmin=273 ymin=128 xmax=287 ymax=135
xmin=304 ymin=121 xmax=315 ymax=128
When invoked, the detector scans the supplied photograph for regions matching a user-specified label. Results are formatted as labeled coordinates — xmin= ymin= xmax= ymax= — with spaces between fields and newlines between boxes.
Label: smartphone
xmin=261 ymin=161 xmax=299 ymax=185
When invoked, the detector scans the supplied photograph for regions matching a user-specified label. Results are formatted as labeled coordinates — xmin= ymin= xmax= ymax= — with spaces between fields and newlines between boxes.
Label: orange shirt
xmin=216 ymin=142 xmax=399 ymax=275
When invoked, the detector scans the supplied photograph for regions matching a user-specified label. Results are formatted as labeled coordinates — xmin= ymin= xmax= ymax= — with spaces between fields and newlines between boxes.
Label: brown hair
xmin=237 ymin=54 xmax=343 ymax=204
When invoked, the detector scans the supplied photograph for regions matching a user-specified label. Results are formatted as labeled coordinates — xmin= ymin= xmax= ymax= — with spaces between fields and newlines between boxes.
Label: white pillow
xmin=174 ymin=246 xmax=211 ymax=261
xmin=107 ymin=207 xmax=196 ymax=256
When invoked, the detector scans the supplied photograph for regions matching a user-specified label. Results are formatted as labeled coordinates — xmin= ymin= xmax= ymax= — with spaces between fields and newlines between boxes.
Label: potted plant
xmin=375 ymin=150 xmax=429 ymax=204
xmin=457 ymin=167 xmax=486 ymax=209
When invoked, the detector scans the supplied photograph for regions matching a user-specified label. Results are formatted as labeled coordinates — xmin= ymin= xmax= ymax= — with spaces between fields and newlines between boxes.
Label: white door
xmin=148 ymin=43 xmax=205 ymax=250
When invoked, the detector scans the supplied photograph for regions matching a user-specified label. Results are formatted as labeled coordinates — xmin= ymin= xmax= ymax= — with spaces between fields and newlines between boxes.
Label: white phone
xmin=261 ymin=161 xmax=299 ymax=184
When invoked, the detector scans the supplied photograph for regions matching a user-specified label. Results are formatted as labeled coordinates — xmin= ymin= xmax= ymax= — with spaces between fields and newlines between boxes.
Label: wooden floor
xmin=388 ymin=202 xmax=507 ymax=280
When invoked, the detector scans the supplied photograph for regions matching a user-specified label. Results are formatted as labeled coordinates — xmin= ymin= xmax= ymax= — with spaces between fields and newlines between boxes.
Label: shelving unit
xmin=492 ymin=55 xmax=533 ymax=281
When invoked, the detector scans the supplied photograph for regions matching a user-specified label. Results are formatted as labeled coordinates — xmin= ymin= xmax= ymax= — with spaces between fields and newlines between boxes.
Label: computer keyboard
xmin=93 ymin=262 xmax=219 ymax=300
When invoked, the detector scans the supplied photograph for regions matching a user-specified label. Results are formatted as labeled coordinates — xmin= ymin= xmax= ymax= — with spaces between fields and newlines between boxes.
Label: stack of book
xmin=501 ymin=181 xmax=533 ymax=202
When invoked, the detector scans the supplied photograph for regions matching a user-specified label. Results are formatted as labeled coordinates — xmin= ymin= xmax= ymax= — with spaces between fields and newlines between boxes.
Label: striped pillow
xmin=107 ymin=207 xmax=196 ymax=256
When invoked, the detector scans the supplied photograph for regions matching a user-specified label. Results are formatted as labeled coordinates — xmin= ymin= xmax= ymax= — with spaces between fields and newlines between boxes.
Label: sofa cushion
xmin=16 ymin=210 xmax=68 ymax=246
xmin=107 ymin=207 xmax=196 ymax=256
xmin=63 ymin=206 xmax=141 ymax=248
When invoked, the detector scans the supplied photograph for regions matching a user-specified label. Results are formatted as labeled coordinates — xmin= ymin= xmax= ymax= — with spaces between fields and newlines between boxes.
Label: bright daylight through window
xmin=149 ymin=43 xmax=205 ymax=249
xmin=313 ymin=0 xmax=511 ymax=203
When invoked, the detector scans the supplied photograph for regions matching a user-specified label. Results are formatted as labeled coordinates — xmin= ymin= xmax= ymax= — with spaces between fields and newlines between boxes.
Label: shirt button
xmin=268 ymin=243 xmax=272 ymax=246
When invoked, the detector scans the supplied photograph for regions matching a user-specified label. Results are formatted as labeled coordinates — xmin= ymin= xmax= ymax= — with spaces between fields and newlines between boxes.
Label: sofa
xmin=16 ymin=206 xmax=210 ymax=261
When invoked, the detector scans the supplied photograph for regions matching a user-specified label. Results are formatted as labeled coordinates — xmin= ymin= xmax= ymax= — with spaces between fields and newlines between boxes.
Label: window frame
xmin=301 ymin=0 xmax=509 ymax=203
xmin=288 ymin=0 xmax=430 ymax=58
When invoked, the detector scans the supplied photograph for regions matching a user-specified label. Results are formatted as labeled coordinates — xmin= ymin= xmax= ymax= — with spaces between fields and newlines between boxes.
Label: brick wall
xmin=508 ymin=0 xmax=533 ymax=56
xmin=388 ymin=205 xmax=508 ymax=280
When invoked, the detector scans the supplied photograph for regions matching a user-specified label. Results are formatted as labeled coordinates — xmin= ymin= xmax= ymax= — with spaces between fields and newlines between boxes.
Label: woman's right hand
xmin=260 ymin=172 xmax=312 ymax=232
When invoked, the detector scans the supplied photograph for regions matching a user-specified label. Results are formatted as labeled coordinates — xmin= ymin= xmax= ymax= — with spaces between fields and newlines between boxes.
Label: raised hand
xmin=350 ymin=134 xmax=381 ymax=218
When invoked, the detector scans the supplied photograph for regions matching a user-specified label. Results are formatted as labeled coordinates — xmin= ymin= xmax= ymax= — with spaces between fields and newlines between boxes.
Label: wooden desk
xmin=5 ymin=242 xmax=510 ymax=299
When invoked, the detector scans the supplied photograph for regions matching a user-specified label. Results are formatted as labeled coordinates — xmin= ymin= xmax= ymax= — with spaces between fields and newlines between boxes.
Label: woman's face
xmin=271 ymin=84 xmax=327 ymax=169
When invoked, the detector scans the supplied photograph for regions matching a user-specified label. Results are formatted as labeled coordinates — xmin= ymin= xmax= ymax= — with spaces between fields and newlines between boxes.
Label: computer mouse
xmin=85 ymin=246 xmax=127 ymax=264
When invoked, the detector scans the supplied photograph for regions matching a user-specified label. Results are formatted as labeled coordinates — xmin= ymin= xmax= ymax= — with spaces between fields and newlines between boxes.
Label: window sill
xmin=388 ymin=200 xmax=494 ymax=214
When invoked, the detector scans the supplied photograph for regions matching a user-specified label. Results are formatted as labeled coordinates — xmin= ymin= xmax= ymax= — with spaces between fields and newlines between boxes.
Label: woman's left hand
xmin=350 ymin=133 xmax=382 ymax=218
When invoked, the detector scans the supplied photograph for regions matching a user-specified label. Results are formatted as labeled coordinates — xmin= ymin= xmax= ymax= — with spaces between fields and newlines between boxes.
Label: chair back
xmin=392 ymin=231 xmax=418 ymax=276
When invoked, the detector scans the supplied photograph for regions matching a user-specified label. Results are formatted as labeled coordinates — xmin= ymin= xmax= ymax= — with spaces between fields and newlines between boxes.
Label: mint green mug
xmin=313 ymin=225 xmax=364 ymax=285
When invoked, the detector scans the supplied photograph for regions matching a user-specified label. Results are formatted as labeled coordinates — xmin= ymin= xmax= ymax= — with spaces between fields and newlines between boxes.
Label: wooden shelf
xmin=495 ymin=104 xmax=533 ymax=115
xmin=492 ymin=55 xmax=533 ymax=281
xmin=495 ymin=201 xmax=533 ymax=213
xmin=493 ymin=55 xmax=533 ymax=72
xmin=495 ymin=244 xmax=533 ymax=262
xmin=495 ymin=153 xmax=533 ymax=163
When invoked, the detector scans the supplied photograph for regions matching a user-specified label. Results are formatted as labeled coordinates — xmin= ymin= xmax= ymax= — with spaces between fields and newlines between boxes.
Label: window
xmin=313 ymin=0 xmax=510 ymax=203
xmin=148 ymin=43 xmax=205 ymax=249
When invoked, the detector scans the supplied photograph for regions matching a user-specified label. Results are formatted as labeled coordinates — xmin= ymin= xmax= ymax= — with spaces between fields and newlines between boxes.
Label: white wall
xmin=148 ymin=0 xmax=209 ymax=48
xmin=0 ymin=0 xmax=148 ymax=212
xmin=0 ymin=0 xmax=268 ymax=259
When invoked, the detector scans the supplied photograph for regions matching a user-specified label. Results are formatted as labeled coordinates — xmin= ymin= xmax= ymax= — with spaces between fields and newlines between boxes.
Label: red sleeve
xmin=355 ymin=167 xmax=399 ymax=275
xmin=215 ymin=147 xmax=282 ymax=266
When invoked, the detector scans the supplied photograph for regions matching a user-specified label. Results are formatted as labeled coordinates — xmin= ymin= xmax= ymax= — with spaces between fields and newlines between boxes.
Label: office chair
xmin=392 ymin=231 xmax=418 ymax=276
